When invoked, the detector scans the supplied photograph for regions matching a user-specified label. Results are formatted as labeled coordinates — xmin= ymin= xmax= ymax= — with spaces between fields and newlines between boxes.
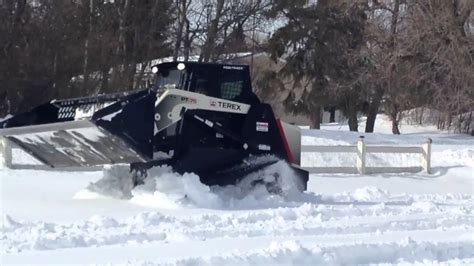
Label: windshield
xmin=156 ymin=69 xmax=184 ymax=90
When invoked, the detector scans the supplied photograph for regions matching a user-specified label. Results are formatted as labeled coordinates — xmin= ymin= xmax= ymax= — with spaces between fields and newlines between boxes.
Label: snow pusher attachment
xmin=0 ymin=90 xmax=156 ymax=167
xmin=0 ymin=62 xmax=308 ymax=191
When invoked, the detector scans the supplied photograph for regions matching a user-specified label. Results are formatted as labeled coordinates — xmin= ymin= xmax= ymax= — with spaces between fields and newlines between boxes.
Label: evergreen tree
xmin=266 ymin=0 xmax=367 ymax=129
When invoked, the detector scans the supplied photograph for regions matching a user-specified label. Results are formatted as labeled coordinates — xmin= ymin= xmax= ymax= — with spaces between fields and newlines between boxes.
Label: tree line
xmin=0 ymin=0 xmax=473 ymax=134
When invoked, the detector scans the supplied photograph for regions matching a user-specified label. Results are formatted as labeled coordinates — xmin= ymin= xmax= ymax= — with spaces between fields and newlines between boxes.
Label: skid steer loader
xmin=0 ymin=62 xmax=308 ymax=191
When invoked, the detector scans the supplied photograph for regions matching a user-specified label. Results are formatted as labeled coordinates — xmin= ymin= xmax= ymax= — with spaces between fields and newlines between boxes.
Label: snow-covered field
xmin=1 ymin=115 xmax=473 ymax=265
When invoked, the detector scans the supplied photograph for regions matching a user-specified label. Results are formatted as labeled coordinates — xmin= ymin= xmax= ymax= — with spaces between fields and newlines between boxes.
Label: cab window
xmin=157 ymin=69 xmax=184 ymax=90
xmin=219 ymin=72 xmax=244 ymax=100
xmin=191 ymin=69 xmax=217 ymax=96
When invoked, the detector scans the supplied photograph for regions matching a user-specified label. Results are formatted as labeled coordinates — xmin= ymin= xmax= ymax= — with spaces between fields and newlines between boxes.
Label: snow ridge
xmin=2 ymin=192 xmax=472 ymax=264
xmin=159 ymin=240 xmax=474 ymax=266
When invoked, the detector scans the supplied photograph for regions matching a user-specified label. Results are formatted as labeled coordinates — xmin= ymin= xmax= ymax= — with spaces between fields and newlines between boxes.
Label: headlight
xmin=177 ymin=63 xmax=186 ymax=70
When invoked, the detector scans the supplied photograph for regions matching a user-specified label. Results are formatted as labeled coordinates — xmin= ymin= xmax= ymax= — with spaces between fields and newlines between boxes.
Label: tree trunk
xmin=183 ymin=18 xmax=192 ymax=61
xmin=465 ymin=111 xmax=472 ymax=135
xmin=100 ymin=68 xmax=109 ymax=93
xmin=10 ymin=0 xmax=27 ymax=36
xmin=5 ymin=0 xmax=27 ymax=80
xmin=348 ymin=110 xmax=358 ymax=132
xmin=126 ymin=64 xmax=135 ymax=89
xmin=82 ymin=0 xmax=94 ymax=92
xmin=391 ymin=119 xmax=401 ymax=135
xmin=83 ymin=38 xmax=90 ymax=90
xmin=116 ymin=0 xmax=130 ymax=65
xmin=200 ymin=0 xmax=225 ymax=62
xmin=310 ymin=107 xmax=321 ymax=129
xmin=452 ymin=0 xmax=471 ymax=38
xmin=329 ymin=106 xmax=336 ymax=123
xmin=365 ymin=110 xmax=377 ymax=133
xmin=365 ymin=88 xmax=383 ymax=133
xmin=173 ymin=0 xmax=187 ymax=61
xmin=418 ymin=107 xmax=424 ymax=125
xmin=135 ymin=61 xmax=149 ymax=89
xmin=114 ymin=0 xmax=131 ymax=90
xmin=0 ymin=91 xmax=8 ymax=116
xmin=386 ymin=0 xmax=401 ymax=135
xmin=390 ymin=0 xmax=400 ymax=48
xmin=390 ymin=111 xmax=401 ymax=135
xmin=52 ymin=52 xmax=59 ymax=98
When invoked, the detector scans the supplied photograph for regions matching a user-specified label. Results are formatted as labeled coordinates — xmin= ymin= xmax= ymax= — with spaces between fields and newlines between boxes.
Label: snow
xmin=1 ymin=115 xmax=473 ymax=265
xmin=75 ymin=159 xmax=305 ymax=210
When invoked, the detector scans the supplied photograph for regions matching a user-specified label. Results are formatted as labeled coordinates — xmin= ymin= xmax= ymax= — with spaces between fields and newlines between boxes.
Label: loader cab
xmin=150 ymin=62 xmax=260 ymax=158
xmin=152 ymin=62 xmax=259 ymax=105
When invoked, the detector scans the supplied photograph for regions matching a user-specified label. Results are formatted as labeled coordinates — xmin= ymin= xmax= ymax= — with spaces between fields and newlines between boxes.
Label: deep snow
xmin=1 ymin=115 xmax=473 ymax=265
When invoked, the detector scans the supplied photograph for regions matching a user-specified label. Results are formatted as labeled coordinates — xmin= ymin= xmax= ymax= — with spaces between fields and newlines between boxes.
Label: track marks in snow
xmin=156 ymin=239 xmax=474 ymax=266
xmin=2 ymin=194 xmax=473 ymax=255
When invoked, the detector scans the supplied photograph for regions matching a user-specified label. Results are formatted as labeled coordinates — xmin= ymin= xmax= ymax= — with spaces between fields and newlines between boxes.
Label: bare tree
xmin=173 ymin=0 xmax=191 ymax=61
xmin=396 ymin=0 xmax=473 ymax=133
xmin=0 ymin=0 xmax=173 ymax=117
xmin=82 ymin=0 xmax=94 ymax=92
xmin=192 ymin=0 xmax=272 ymax=62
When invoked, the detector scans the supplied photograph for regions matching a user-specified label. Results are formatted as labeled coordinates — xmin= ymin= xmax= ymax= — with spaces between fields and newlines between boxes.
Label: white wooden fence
xmin=1 ymin=136 xmax=432 ymax=174
xmin=301 ymin=136 xmax=432 ymax=174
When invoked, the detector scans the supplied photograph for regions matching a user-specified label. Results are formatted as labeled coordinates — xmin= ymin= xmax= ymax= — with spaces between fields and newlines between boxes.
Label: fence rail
xmin=301 ymin=136 xmax=432 ymax=175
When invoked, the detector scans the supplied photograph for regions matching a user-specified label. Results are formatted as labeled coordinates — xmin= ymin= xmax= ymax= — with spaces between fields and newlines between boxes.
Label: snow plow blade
xmin=0 ymin=120 xmax=147 ymax=167
xmin=0 ymin=90 xmax=156 ymax=168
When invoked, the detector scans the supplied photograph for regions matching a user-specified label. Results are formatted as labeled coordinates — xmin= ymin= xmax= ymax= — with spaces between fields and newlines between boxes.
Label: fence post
xmin=356 ymin=136 xmax=366 ymax=174
xmin=0 ymin=137 xmax=12 ymax=169
xmin=422 ymin=138 xmax=432 ymax=174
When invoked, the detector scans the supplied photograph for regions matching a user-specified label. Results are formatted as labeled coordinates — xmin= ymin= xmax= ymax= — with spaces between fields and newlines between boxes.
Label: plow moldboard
xmin=0 ymin=120 xmax=146 ymax=168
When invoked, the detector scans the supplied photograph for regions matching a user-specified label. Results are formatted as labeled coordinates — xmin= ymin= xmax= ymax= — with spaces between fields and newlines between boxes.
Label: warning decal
xmin=256 ymin=122 xmax=269 ymax=132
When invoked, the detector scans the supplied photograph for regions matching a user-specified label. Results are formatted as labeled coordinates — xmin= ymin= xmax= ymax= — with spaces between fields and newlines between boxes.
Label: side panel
xmin=241 ymin=104 xmax=289 ymax=161
xmin=95 ymin=91 xmax=156 ymax=159
xmin=154 ymin=89 xmax=250 ymax=133
xmin=279 ymin=121 xmax=302 ymax=165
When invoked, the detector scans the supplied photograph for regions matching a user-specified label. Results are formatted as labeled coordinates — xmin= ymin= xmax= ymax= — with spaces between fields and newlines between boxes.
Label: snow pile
xmin=74 ymin=159 xmax=306 ymax=209
xmin=131 ymin=166 xmax=221 ymax=209
xmin=75 ymin=164 xmax=220 ymax=209
xmin=213 ymin=160 xmax=307 ymax=206
xmin=409 ymin=201 xmax=440 ymax=213
xmin=344 ymin=186 xmax=391 ymax=202
xmin=74 ymin=165 xmax=135 ymax=199
xmin=2 ymin=215 xmax=21 ymax=230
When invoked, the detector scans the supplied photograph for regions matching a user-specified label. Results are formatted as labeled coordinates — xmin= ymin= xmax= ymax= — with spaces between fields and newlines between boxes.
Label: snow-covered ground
xmin=1 ymin=115 xmax=473 ymax=265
